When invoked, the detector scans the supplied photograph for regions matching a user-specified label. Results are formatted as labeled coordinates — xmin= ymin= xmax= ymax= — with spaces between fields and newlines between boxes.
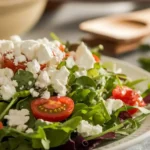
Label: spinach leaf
xmin=75 ymin=76 xmax=96 ymax=88
xmin=13 ymin=70 xmax=35 ymax=91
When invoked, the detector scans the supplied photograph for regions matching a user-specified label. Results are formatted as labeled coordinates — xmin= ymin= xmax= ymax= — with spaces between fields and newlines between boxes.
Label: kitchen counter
xmin=23 ymin=2 xmax=150 ymax=149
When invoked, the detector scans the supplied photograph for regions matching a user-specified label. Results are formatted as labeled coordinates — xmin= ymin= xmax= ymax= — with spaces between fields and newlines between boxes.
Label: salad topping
xmin=0 ymin=35 xmax=149 ymax=150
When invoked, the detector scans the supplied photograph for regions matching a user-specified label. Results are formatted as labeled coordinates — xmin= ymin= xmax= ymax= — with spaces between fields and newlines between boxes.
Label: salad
xmin=0 ymin=35 xmax=150 ymax=150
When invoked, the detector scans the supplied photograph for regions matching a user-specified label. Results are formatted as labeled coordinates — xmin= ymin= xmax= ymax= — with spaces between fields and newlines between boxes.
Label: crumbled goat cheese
xmin=5 ymin=53 xmax=14 ymax=60
xmin=105 ymin=98 xmax=124 ymax=115
xmin=49 ymin=66 xmax=70 ymax=96
xmin=77 ymin=120 xmax=102 ymax=137
xmin=39 ymin=119 xmax=53 ymax=125
xmin=0 ymin=84 xmax=16 ymax=100
xmin=10 ymin=35 xmax=22 ymax=43
xmin=26 ymin=128 xmax=34 ymax=133
xmin=0 ymin=68 xmax=14 ymax=79
xmin=28 ymin=81 xmax=32 ymax=86
xmin=35 ymin=71 xmax=51 ymax=88
xmin=4 ymin=109 xmax=30 ymax=131
xmin=30 ymin=88 xmax=39 ymax=97
xmin=26 ymin=59 xmax=40 ymax=74
xmin=14 ymin=54 xmax=26 ymax=66
xmin=75 ymin=42 xmax=95 ymax=69
xmin=41 ymin=91 xmax=50 ymax=99
xmin=36 ymin=44 xmax=53 ymax=64
xmin=0 ymin=40 xmax=14 ymax=54
xmin=74 ymin=69 xmax=87 ymax=78
xmin=66 ymin=56 xmax=75 ymax=68
xmin=53 ymin=79 xmax=67 ymax=96
xmin=21 ymin=40 xmax=39 ymax=60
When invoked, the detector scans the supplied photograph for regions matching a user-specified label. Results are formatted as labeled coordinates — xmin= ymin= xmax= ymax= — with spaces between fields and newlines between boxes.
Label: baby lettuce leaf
xmin=44 ymin=116 xmax=82 ymax=147
xmin=72 ymin=101 xmax=111 ymax=125
xmin=13 ymin=70 xmax=35 ymax=91
xmin=0 ymin=116 xmax=82 ymax=149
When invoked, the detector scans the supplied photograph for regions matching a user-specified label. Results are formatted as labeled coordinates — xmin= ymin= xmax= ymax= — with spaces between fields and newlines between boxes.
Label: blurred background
xmin=0 ymin=0 xmax=150 ymax=72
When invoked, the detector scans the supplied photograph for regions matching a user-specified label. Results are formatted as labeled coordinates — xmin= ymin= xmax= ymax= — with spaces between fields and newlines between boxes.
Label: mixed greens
xmin=0 ymin=35 xmax=150 ymax=150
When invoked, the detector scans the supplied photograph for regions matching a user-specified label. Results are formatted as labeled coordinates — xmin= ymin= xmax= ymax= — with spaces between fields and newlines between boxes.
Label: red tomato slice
xmin=112 ymin=86 xmax=146 ymax=115
xmin=3 ymin=55 xmax=46 ymax=72
xmin=3 ymin=55 xmax=26 ymax=73
xmin=31 ymin=96 xmax=74 ymax=122
xmin=0 ymin=122 xmax=3 ymax=129
xmin=92 ymin=54 xmax=100 ymax=62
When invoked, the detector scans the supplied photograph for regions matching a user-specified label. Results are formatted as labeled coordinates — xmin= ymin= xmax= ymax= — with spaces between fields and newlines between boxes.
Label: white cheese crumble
xmin=41 ymin=91 xmax=50 ymax=99
xmin=30 ymin=88 xmax=39 ymax=97
xmin=36 ymin=44 xmax=53 ymax=64
xmin=35 ymin=71 xmax=51 ymax=88
xmin=4 ymin=109 xmax=30 ymax=131
xmin=26 ymin=128 xmax=34 ymax=133
xmin=5 ymin=53 xmax=14 ymax=60
xmin=74 ymin=69 xmax=87 ymax=78
xmin=10 ymin=35 xmax=22 ymax=43
xmin=26 ymin=59 xmax=40 ymax=75
xmin=14 ymin=54 xmax=26 ymax=66
xmin=75 ymin=42 xmax=95 ymax=69
xmin=66 ymin=56 xmax=75 ymax=68
xmin=0 ymin=40 xmax=14 ymax=54
xmin=49 ymin=66 xmax=70 ymax=96
xmin=77 ymin=120 xmax=102 ymax=137
xmin=0 ymin=68 xmax=14 ymax=79
xmin=21 ymin=40 xmax=39 ymax=60
xmin=105 ymin=98 xmax=124 ymax=115
xmin=0 ymin=84 xmax=16 ymax=100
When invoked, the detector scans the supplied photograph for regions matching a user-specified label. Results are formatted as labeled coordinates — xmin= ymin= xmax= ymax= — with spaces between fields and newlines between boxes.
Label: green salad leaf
xmin=13 ymin=70 xmax=35 ymax=91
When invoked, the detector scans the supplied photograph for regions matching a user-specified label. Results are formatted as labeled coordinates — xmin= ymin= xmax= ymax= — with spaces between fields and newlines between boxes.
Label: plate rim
xmin=95 ymin=55 xmax=150 ymax=150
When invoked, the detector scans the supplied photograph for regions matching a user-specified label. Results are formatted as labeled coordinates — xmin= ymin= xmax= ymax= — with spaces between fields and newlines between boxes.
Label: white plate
xmin=95 ymin=56 xmax=150 ymax=150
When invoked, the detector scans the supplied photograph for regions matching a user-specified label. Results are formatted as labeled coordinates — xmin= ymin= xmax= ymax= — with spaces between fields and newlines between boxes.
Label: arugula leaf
xmin=138 ymin=57 xmax=150 ymax=72
xmin=13 ymin=70 xmax=35 ymax=91
xmin=124 ymin=78 xmax=147 ymax=88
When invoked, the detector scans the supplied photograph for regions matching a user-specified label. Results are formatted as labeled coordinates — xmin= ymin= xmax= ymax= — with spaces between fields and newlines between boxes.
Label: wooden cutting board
xmin=80 ymin=9 xmax=150 ymax=42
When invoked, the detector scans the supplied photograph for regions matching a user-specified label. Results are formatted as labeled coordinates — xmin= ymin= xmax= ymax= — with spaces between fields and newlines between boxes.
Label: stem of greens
xmin=85 ymin=120 xmax=129 ymax=141
xmin=0 ymin=96 xmax=18 ymax=121
xmin=0 ymin=90 xmax=30 ymax=121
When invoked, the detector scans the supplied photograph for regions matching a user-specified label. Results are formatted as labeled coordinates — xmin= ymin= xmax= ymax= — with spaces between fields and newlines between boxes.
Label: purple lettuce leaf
xmin=119 ymin=111 xmax=132 ymax=121
xmin=52 ymin=132 xmax=116 ymax=150
xmin=143 ymin=94 xmax=150 ymax=104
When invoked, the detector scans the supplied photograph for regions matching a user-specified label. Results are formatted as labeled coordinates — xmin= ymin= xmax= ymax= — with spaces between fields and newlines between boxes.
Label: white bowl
xmin=0 ymin=0 xmax=47 ymax=39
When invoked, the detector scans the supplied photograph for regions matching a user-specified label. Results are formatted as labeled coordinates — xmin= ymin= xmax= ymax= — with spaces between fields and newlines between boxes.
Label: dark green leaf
xmin=13 ymin=70 xmax=35 ymax=91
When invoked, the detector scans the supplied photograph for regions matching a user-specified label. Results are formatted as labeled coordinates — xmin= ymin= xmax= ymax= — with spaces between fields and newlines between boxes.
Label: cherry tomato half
xmin=92 ymin=54 xmax=100 ymax=62
xmin=112 ymin=86 xmax=146 ymax=115
xmin=31 ymin=96 xmax=74 ymax=122
xmin=0 ymin=122 xmax=3 ymax=129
